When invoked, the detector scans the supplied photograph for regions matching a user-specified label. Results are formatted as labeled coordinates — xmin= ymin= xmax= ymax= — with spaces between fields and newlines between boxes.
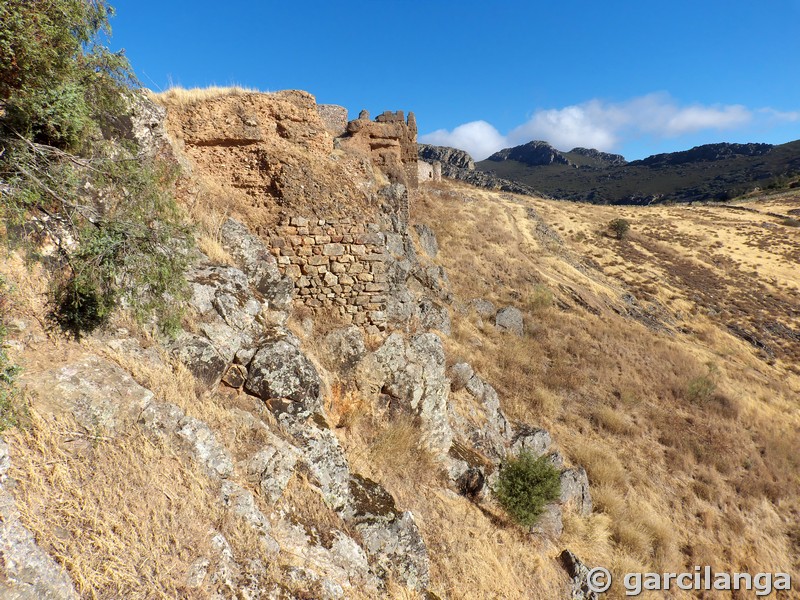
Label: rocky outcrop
xmin=486 ymin=141 xmax=572 ymax=167
xmin=417 ymin=144 xmax=542 ymax=196
xmin=418 ymin=144 xmax=475 ymax=175
xmin=559 ymin=549 xmax=600 ymax=600
xmin=21 ymin=355 xmax=153 ymax=433
xmin=316 ymin=104 xmax=348 ymax=137
xmin=495 ymin=306 xmax=524 ymax=336
xmin=373 ymin=333 xmax=453 ymax=454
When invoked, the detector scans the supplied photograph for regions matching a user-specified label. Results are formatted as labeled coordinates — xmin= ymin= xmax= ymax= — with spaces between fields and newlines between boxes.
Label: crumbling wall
xmin=270 ymin=216 xmax=389 ymax=333
xmin=418 ymin=160 xmax=442 ymax=183
xmin=341 ymin=109 xmax=419 ymax=189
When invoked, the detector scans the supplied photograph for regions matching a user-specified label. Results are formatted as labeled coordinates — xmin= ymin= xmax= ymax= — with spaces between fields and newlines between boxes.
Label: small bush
xmin=607 ymin=218 xmax=631 ymax=240
xmin=493 ymin=451 xmax=561 ymax=527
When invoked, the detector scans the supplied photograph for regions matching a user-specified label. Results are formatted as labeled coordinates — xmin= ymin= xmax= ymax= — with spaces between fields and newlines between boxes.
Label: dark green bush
xmin=493 ymin=451 xmax=561 ymax=527
xmin=608 ymin=218 xmax=631 ymax=240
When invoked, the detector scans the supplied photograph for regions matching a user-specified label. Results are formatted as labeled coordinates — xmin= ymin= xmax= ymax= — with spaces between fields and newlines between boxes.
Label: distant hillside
xmin=474 ymin=140 xmax=800 ymax=204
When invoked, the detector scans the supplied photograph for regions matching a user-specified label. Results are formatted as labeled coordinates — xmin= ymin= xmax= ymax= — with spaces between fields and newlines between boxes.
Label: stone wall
xmin=269 ymin=216 xmax=389 ymax=332
xmin=341 ymin=110 xmax=419 ymax=189
xmin=418 ymin=160 xmax=442 ymax=183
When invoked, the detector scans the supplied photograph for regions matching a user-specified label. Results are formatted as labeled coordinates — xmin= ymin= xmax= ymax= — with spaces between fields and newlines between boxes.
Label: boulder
xmin=169 ymin=332 xmax=228 ymax=387
xmin=417 ymin=298 xmax=451 ymax=334
xmin=175 ymin=416 xmax=234 ymax=479
xmin=241 ymin=438 xmax=301 ymax=505
xmin=559 ymin=549 xmax=600 ymax=600
xmin=560 ymin=467 xmax=593 ymax=516
xmin=413 ymin=224 xmax=439 ymax=258
xmin=0 ymin=439 xmax=80 ymax=599
xmin=321 ymin=326 xmax=368 ymax=373
xmin=470 ymin=298 xmax=496 ymax=318
xmin=510 ymin=425 xmax=552 ymax=458
xmin=245 ymin=340 xmax=322 ymax=415
xmin=449 ymin=362 xmax=474 ymax=392
xmin=373 ymin=333 xmax=453 ymax=454
xmin=21 ymin=355 xmax=153 ymax=434
xmin=495 ymin=306 xmax=524 ymax=336
xmin=219 ymin=218 xmax=294 ymax=310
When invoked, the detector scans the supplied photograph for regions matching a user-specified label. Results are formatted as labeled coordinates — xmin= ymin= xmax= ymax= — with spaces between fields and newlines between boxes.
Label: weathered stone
xmin=21 ymin=355 xmax=153 ymax=434
xmin=418 ymin=298 xmax=450 ymax=334
xmin=321 ymin=326 xmax=368 ymax=373
xmin=449 ymin=362 xmax=474 ymax=392
xmin=241 ymin=439 xmax=301 ymax=505
xmin=220 ymin=481 xmax=280 ymax=554
xmin=530 ymin=504 xmax=563 ymax=537
xmin=245 ymin=340 xmax=322 ymax=415
xmin=413 ymin=224 xmax=439 ymax=258
xmin=559 ymin=549 xmax=600 ymax=600
xmin=560 ymin=467 xmax=592 ymax=516
xmin=510 ymin=425 xmax=552 ymax=458
xmin=176 ymin=416 xmax=234 ymax=479
xmin=495 ymin=306 xmax=524 ymax=335
xmin=373 ymin=333 xmax=453 ymax=454
xmin=222 ymin=364 xmax=247 ymax=389
xmin=0 ymin=439 xmax=80 ymax=600
xmin=470 ymin=298 xmax=496 ymax=318
xmin=170 ymin=332 xmax=228 ymax=387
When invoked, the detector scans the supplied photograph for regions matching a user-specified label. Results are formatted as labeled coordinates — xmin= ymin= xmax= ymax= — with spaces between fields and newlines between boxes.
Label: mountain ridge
xmin=462 ymin=139 xmax=800 ymax=203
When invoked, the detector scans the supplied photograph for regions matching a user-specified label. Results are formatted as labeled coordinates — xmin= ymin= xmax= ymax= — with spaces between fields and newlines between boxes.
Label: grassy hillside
xmin=477 ymin=140 xmax=800 ymax=204
xmin=412 ymin=182 xmax=800 ymax=598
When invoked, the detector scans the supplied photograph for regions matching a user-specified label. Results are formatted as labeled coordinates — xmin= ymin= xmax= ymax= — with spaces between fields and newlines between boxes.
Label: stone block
xmin=323 ymin=243 xmax=346 ymax=256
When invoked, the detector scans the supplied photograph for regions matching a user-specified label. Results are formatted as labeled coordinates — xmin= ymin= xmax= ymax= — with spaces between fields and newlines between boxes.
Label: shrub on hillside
xmin=0 ymin=277 xmax=23 ymax=431
xmin=0 ymin=1 xmax=191 ymax=337
xmin=607 ymin=218 xmax=631 ymax=240
xmin=493 ymin=451 xmax=561 ymax=527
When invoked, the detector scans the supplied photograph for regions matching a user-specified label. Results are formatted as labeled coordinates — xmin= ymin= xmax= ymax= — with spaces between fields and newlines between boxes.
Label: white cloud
xmin=420 ymin=93 xmax=783 ymax=160
xmin=419 ymin=120 xmax=507 ymax=163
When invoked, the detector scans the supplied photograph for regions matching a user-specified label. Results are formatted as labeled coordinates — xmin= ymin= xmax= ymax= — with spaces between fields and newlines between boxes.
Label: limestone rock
xmin=530 ymin=504 xmax=563 ymax=537
xmin=560 ymin=467 xmax=593 ymax=516
xmin=241 ymin=438 xmax=301 ymax=505
xmin=510 ymin=425 xmax=552 ymax=458
xmin=449 ymin=362 xmax=474 ymax=392
xmin=220 ymin=481 xmax=280 ymax=554
xmin=321 ymin=326 xmax=367 ymax=373
xmin=176 ymin=416 xmax=234 ymax=479
xmin=219 ymin=218 xmax=294 ymax=310
xmin=559 ymin=549 xmax=600 ymax=600
xmin=470 ymin=298 xmax=496 ymax=318
xmin=169 ymin=332 xmax=228 ymax=387
xmin=245 ymin=340 xmax=322 ymax=415
xmin=417 ymin=144 xmax=476 ymax=173
xmin=21 ymin=355 xmax=153 ymax=434
xmin=417 ymin=298 xmax=451 ymax=335
xmin=495 ymin=306 xmax=524 ymax=336
xmin=373 ymin=333 xmax=453 ymax=454
xmin=413 ymin=224 xmax=439 ymax=258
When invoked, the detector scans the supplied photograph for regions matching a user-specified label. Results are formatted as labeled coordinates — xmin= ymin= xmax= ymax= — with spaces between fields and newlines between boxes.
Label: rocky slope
xmin=0 ymin=90 xmax=599 ymax=599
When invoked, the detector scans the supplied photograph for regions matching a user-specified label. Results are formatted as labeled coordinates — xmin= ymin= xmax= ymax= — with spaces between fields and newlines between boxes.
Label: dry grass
xmin=6 ymin=409 xmax=222 ymax=598
xmin=150 ymin=85 xmax=265 ymax=108
xmin=414 ymin=181 xmax=800 ymax=597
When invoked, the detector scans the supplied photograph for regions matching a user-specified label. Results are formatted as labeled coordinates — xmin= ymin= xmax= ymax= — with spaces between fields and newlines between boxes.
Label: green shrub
xmin=493 ymin=451 xmax=561 ymax=527
xmin=1 ymin=1 xmax=191 ymax=337
xmin=607 ymin=218 xmax=631 ymax=240
xmin=686 ymin=363 xmax=719 ymax=403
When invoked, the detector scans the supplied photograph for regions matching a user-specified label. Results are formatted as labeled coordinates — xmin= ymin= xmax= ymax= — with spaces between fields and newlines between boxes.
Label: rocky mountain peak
xmin=485 ymin=141 xmax=572 ymax=166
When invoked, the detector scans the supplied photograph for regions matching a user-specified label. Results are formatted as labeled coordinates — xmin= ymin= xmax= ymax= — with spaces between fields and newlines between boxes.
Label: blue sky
xmin=112 ymin=1 xmax=800 ymax=160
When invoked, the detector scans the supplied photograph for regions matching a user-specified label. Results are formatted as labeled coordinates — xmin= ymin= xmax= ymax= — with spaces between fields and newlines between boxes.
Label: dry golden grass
xmin=414 ymin=181 xmax=800 ymax=598
xmin=150 ymin=85 xmax=265 ymax=108
xmin=6 ymin=409 xmax=222 ymax=598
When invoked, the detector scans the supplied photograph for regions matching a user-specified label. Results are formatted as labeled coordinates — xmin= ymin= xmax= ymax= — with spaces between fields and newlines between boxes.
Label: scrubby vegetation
xmin=0 ymin=0 xmax=190 ymax=336
xmin=494 ymin=451 xmax=561 ymax=527
xmin=607 ymin=217 xmax=631 ymax=240
xmin=0 ymin=276 xmax=22 ymax=431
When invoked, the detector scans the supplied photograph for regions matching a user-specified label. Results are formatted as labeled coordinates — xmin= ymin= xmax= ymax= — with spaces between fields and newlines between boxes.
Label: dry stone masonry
xmin=270 ymin=216 xmax=390 ymax=331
